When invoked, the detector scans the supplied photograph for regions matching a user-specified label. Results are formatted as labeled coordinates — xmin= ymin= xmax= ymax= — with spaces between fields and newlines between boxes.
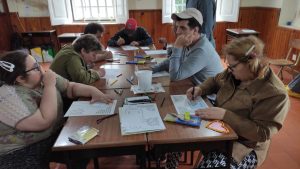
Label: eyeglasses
xmin=227 ymin=61 xmax=241 ymax=71
xmin=24 ymin=62 xmax=41 ymax=73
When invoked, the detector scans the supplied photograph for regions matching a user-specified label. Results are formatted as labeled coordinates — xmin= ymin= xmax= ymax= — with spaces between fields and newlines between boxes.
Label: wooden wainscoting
xmin=6 ymin=7 xmax=300 ymax=71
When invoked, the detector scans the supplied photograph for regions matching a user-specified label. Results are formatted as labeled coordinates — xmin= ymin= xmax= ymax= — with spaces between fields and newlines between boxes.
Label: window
xmin=175 ymin=0 xmax=186 ymax=13
xmin=48 ymin=0 xmax=128 ymax=25
xmin=279 ymin=0 xmax=300 ymax=29
xmin=162 ymin=0 xmax=240 ymax=23
xmin=71 ymin=0 xmax=115 ymax=21
xmin=162 ymin=0 xmax=186 ymax=23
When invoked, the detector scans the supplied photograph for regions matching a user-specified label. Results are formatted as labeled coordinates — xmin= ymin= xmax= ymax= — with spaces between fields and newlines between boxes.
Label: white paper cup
xmin=135 ymin=70 xmax=152 ymax=91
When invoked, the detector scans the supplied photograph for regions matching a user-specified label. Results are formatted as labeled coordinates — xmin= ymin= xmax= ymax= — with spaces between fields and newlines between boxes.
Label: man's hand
xmin=130 ymin=41 xmax=139 ymax=46
xmin=117 ymin=37 xmax=125 ymax=46
xmin=174 ymin=34 xmax=193 ymax=48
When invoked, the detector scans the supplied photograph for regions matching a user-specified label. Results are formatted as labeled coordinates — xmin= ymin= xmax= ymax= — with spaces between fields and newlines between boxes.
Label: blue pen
xmin=126 ymin=61 xmax=137 ymax=64
xmin=134 ymin=55 xmax=144 ymax=59
xmin=126 ymin=78 xmax=134 ymax=85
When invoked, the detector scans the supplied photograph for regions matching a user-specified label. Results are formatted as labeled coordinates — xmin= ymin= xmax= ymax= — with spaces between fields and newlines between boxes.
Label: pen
xmin=116 ymin=73 xmax=122 ymax=77
xmin=192 ymin=86 xmax=195 ymax=101
xmin=114 ymin=89 xmax=123 ymax=95
xmin=110 ymin=79 xmax=118 ymax=86
xmin=160 ymin=97 xmax=166 ymax=107
xmin=169 ymin=113 xmax=185 ymax=120
xmin=96 ymin=113 xmax=118 ymax=124
xmin=126 ymin=78 xmax=134 ymax=85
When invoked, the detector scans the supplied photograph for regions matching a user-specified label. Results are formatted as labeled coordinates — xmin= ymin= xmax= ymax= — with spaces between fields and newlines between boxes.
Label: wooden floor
xmin=50 ymin=67 xmax=300 ymax=169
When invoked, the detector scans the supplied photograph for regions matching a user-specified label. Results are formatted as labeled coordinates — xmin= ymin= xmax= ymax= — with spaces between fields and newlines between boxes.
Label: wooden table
xmin=52 ymin=46 xmax=237 ymax=169
xmin=57 ymin=33 xmax=82 ymax=44
xmin=52 ymin=89 xmax=147 ymax=169
xmin=147 ymin=89 xmax=238 ymax=169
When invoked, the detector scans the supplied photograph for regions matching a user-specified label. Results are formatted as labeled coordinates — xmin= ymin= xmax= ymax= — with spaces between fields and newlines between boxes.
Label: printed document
xmin=119 ymin=103 xmax=166 ymax=135
xmin=171 ymin=95 xmax=208 ymax=115
xmin=145 ymin=50 xmax=167 ymax=55
xmin=64 ymin=100 xmax=117 ymax=117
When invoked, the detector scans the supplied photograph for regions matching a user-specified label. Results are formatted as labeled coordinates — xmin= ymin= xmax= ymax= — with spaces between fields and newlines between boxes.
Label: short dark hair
xmin=0 ymin=50 xmax=29 ymax=85
xmin=72 ymin=34 xmax=102 ymax=53
xmin=84 ymin=23 xmax=104 ymax=35
xmin=176 ymin=17 xmax=202 ymax=34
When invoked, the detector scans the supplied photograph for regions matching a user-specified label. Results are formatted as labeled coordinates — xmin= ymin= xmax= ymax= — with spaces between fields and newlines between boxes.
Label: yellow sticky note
xmin=184 ymin=112 xmax=190 ymax=121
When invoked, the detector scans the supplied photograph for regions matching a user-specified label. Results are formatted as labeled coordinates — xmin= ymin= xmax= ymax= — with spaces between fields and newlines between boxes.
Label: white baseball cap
xmin=171 ymin=8 xmax=203 ymax=26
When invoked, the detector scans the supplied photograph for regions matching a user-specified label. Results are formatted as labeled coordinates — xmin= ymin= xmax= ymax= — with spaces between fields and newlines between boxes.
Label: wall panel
xmin=5 ymin=7 xmax=300 ymax=71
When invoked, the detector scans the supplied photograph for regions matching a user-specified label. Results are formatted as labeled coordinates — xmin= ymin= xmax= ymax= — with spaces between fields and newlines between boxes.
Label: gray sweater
xmin=152 ymin=35 xmax=223 ymax=85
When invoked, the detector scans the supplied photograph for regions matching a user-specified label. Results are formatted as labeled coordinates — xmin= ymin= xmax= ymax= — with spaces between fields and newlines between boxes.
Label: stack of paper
xmin=64 ymin=100 xmax=117 ymax=117
xmin=119 ymin=103 xmax=166 ymax=135
xmin=145 ymin=50 xmax=167 ymax=55
xmin=121 ymin=45 xmax=139 ymax=51
xmin=68 ymin=125 xmax=99 ymax=144
xmin=170 ymin=95 xmax=208 ymax=115
xmin=130 ymin=83 xmax=165 ymax=94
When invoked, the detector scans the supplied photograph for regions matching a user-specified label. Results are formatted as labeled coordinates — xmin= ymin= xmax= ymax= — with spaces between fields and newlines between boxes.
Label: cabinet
xmin=226 ymin=29 xmax=259 ymax=43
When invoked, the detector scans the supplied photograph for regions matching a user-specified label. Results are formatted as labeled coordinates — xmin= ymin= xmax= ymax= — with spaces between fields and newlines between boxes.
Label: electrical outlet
xmin=292 ymin=54 xmax=297 ymax=61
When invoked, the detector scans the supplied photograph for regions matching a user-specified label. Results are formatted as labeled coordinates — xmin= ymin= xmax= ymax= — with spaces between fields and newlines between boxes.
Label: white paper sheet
xmin=140 ymin=46 xmax=150 ymax=50
xmin=119 ymin=103 xmax=166 ymax=135
xmin=152 ymin=71 xmax=170 ymax=78
xmin=171 ymin=95 xmax=208 ymax=115
xmin=130 ymin=83 xmax=165 ymax=94
xmin=151 ymin=57 xmax=168 ymax=64
xmin=64 ymin=100 xmax=117 ymax=117
xmin=145 ymin=50 xmax=167 ymax=55
xmin=121 ymin=45 xmax=139 ymax=51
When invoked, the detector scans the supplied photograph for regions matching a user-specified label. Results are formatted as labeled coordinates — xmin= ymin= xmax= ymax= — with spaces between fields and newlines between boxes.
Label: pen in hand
xmin=160 ymin=97 xmax=166 ymax=107
xmin=192 ymin=86 xmax=195 ymax=101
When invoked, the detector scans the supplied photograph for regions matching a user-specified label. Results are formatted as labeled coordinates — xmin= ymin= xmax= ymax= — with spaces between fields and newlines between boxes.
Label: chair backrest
xmin=286 ymin=39 xmax=300 ymax=66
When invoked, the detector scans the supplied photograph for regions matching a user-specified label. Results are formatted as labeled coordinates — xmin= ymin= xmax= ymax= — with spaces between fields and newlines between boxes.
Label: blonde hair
xmin=223 ymin=36 xmax=269 ymax=79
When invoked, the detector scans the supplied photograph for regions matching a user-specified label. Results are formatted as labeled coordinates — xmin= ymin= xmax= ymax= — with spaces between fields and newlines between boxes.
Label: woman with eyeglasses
xmin=0 ymin=50 xmax=113 ymax=169
xmin=184 ymin=36 xmax=290 ymax=169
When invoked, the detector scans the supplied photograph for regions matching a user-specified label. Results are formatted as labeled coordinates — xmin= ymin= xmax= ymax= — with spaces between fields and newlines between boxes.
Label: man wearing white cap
xmin=152 ymin=8 xmax=223 ymax=85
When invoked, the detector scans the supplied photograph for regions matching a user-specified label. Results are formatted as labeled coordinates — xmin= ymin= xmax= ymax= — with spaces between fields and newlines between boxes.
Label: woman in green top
xmin=0 ymin=50 xmax=113 ymax=169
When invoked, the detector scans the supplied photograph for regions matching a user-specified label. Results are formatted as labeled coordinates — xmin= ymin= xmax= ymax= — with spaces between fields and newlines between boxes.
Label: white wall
xmin=240 ymin=0 xmax=283 ymax=8
xmin=8 ymin=0 xmax=49 ymax=17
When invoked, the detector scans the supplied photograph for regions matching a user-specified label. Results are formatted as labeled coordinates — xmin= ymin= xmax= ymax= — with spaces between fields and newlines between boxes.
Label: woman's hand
xmin=195 ymin=107 xmax=226 ymax=120
xmin=90 ymin=89 xmax=114 ymax=104
xmin=104 ymin=51 xmax=113 ymax=59
xmin=186 ymin=86 xmax=201 ymax=100
xmin=96 ymin=68 xmax=106 ymax=77
xmin=42 ymin=70 xmax=56 ymax=87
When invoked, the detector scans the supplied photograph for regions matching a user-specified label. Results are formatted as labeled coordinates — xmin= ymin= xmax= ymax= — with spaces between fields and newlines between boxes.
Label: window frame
xmin=162 ymin=0 xmax=240 ymax=23
xmin=70 ymin=0 xmax=116 ymax=22
xmin=48 ymin=0 xmax=128 ymax=26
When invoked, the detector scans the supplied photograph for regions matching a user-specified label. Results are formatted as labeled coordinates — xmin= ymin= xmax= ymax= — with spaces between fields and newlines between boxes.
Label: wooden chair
xmin=268 ymin=39 xmax=300 ymax=80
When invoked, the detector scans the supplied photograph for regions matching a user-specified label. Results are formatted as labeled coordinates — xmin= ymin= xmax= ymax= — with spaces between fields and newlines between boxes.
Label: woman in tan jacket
xmin=185 ymin=36 xmax=290 ymax=169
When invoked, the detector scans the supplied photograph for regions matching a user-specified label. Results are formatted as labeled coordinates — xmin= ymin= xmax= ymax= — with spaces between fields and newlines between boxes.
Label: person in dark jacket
xmin=107 ymin=18 xmax=153 ymax=47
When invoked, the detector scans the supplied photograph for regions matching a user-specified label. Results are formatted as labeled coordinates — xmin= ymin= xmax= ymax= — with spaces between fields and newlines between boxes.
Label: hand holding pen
xmin=117 ymin=36 xmax=125 ymax=46
xmin=186 ymin=86 xmax=201 ymax=101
